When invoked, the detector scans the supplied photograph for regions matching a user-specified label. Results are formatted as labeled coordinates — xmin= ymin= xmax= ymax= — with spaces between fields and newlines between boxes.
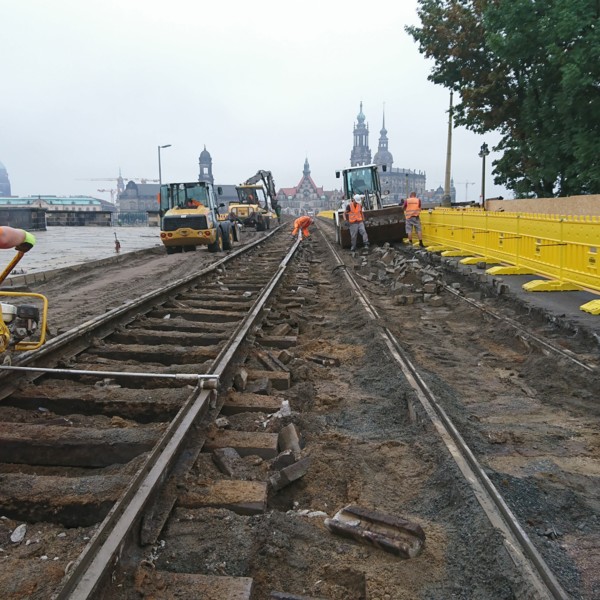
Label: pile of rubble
xmin=351 ymin=243 xmax=459 ymax=308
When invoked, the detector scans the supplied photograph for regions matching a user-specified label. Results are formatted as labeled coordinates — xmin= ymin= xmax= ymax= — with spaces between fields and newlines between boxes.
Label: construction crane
xmin=97 ymin=189 xmax=117 ymax=204
xmin=76 ymin=171 xmax=160 ymax=194
xmin=457 ymin=181 xmax=475 ymax=203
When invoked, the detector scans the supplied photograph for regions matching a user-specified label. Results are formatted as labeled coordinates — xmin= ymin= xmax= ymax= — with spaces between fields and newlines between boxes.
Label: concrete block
xmin=428 ymin=295 xmax=445 ymax=307
xmin=233 ymin=368 xmax=248 ymax=392
xmin=269 ymin=457 xmax=311 ymax=492
xmin=278 ymin=423 xmax=303 ymax=454
xmin=246 ymin=369 xmax=291 ymax=391
xmin=277 ymin=349 xmax=293 ymax=364
xmin=246 ymin=377 xmax=273 ymax=395
xmin=212 ymin=447 xmax=242 ymax=477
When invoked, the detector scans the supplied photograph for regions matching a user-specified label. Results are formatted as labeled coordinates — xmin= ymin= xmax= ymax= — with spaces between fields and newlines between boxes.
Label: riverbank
xmin=2 ymin=226 xmax=162 ymax=278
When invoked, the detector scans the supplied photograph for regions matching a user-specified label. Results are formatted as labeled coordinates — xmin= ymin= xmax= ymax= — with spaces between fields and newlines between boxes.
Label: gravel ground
xmin=2 ymin=223 xmax=598 ymax=599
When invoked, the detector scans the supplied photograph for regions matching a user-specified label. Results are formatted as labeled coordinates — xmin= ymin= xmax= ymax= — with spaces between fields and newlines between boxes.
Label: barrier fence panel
xmin=421 ymin=209 xmax=600 ymax=294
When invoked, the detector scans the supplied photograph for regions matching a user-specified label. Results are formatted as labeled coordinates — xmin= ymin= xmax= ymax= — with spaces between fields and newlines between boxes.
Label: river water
xmin=5 ymin=226 xmax=162 ymax=275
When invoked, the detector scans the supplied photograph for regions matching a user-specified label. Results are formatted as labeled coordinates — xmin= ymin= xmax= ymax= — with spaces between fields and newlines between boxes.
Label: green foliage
xmin=406 ymin=0 xmax=600 ymax=197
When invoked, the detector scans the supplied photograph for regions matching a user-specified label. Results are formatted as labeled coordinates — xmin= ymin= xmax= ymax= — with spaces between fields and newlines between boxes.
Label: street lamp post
xmin=478 ymin=142 xmax=490 ymax=207
xmin=158 ymin=144 xmax=172 ymax=189
xmin=442 ymin=91 xmax=454 ymax=207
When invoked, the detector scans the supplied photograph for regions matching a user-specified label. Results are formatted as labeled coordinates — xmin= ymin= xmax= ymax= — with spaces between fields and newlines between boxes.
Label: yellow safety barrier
xmin=420 ymin=208 xmax=600 ymax=311
xmin=317 ymin=210 xmax=335 ymax=220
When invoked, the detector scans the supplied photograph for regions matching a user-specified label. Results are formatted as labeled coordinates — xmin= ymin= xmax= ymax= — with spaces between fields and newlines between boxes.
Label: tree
xmin=406 ymin=0 xmax=600 ymax=197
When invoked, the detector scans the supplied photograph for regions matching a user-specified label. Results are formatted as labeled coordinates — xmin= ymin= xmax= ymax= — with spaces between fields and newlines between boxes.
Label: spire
xmin=373 ymin=103 xmax=393 ymax=169
xmin=351 ymin=102 xmax=371 ymax=166
xmin=357 ymin=101 xmax=366 ymax=124
xmin=303 ymin=157 xmax=311 ymax=177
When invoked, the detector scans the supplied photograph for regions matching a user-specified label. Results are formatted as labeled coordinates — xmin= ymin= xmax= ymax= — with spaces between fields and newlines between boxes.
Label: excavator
xmin=334 ymin=164 xmax=405 ymax=248
xmin=0 ymin=249 xmax=48 ymax=355
xmin=229 ymin=170 xmax=279 ymax=231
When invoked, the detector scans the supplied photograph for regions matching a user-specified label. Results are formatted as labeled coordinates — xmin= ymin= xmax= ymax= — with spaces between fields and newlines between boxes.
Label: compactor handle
xmin=0 ymin=251 xmax=25 ymax=288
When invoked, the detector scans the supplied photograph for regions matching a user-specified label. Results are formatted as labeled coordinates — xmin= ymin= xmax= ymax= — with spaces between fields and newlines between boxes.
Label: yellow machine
xmin=230 ymin=170 xmax=279 ymax=231
xmin=0 ymin=250 xmax=48 ymax=353
xmin=334 ymin=164 xmax=405 ymax=248
xmin=159 ymin=181 xmax=239 ymax=254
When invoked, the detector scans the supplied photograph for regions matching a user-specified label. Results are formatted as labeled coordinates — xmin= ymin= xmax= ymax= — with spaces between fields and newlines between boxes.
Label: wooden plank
xmin=204 ymin=430 xmax=279 ymax=459
xmin=178 ymin=480 xmax=267 ymax=515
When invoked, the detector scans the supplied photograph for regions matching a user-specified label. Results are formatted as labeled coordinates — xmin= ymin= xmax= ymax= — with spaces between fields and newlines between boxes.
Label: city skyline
xmin=2 ymin=0 xmax=509 ymax=204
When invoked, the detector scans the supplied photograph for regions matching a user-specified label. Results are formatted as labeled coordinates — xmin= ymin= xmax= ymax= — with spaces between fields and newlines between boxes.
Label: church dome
xmin=374 ymin=149 xmax=393 ymax=166
xmin=357 ymin=102 xmax=366 ymax=123
xmin=199 ymin=146 xmax=211 ymax=161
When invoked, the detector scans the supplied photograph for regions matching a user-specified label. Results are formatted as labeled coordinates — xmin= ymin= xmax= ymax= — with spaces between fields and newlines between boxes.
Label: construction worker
xmin=402 ymin=191 xmax=424 ymax=247
xmin=344 ymin=194 xmax=369 ymax=252
xmin=292 ymin=215 xmax=313 ymax=239
xmin=0 ymin=226 xmax=36 ymax=252
xmin=271 ymin=198 xmax=282 ymax=224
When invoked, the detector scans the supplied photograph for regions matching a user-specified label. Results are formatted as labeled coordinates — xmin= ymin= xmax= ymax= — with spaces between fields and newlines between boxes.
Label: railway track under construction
xmin=0 ymin=221 xmax=598 ymax=599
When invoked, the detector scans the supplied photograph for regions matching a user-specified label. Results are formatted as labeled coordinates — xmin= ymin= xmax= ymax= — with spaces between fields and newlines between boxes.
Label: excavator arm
xmin=244 ymin=170 xmax=277 ymax=205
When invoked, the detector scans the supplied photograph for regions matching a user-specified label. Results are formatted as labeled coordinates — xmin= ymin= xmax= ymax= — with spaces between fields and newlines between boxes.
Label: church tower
xmin=350 ymin=102 xmax=372 ymax=166
xmin=0 ymin=161 xmax=12 ymax=197
xmin=198 ymin=146 xmax=214 ymax=184
xmin=373 ymin=108 xmax=394 ymax=172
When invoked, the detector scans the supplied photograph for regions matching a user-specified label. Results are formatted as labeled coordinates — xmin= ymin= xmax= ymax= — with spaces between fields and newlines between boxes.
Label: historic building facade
xmin=351 ymin=103 xmax=427 ymax=204
xmin=276 ymin=158 xmax=342 ymax=216
xmin=350 ymin=103 xmax=455 ymax=205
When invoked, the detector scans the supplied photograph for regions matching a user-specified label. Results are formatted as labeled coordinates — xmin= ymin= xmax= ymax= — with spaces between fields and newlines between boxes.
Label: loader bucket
xmin=338 ymin=206 xmax=405 ymax=249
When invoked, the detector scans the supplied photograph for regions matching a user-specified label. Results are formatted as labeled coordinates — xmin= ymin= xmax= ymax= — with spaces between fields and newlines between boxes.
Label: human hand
xmin=15 ymin=231 xmax=36 ymax=253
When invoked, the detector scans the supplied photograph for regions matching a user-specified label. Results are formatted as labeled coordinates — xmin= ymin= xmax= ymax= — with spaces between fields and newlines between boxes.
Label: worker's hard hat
xmin=353 ymin=194 xmax=363 ymax=204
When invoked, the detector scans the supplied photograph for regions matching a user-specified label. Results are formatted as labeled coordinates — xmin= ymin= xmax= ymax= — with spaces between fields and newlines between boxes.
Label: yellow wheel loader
xmin=334 ymin=164 xmax=405 ymax=249
xmin=159 ymin=181 xmax=239 ymax=254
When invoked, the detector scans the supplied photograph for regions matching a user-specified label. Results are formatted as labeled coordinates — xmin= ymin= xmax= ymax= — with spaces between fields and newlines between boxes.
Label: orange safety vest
xmin=346 ymin=201 xmax=364 ymax=223
xmin=404 ymin=196 xmax=421 ymax=219
xmin=294 ymin=216 xmax=312 ymax=230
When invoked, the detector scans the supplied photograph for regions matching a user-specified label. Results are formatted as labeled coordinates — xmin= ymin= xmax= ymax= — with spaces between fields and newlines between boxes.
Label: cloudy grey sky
xmin=2 ymin=0 xmax=509 ymax=203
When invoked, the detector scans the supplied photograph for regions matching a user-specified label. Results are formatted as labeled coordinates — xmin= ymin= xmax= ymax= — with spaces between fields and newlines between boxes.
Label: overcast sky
xmin=2 ymin=0 xmax=509 ymax=203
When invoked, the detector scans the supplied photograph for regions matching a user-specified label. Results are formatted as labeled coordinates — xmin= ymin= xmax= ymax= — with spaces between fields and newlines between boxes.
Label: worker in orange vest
xmin=402 ymin=192 xmax=424 ymax=248
xmin=344 ymin=194 xmax=369 ymax=252
xmin=292 ymin=215 xmax=314 ymax=239
xmin=0 ymin=226 xmax=36 ymax=252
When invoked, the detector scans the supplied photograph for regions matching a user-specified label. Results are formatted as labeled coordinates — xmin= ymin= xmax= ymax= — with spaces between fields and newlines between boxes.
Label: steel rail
xmin=0 ymin=229 xmax=279 ymax=400
xmin=0 ymin=364 xmax=217 ymax=382
xmin=318 ymin=214 xmax=596 ymax=372
xmin=317 ymin=224 xmax=569 ymax=600
xmin=52 ymin=231 xmax=299 ymax=600
xmin=443 ymin=285 xmax=596 ymax=372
